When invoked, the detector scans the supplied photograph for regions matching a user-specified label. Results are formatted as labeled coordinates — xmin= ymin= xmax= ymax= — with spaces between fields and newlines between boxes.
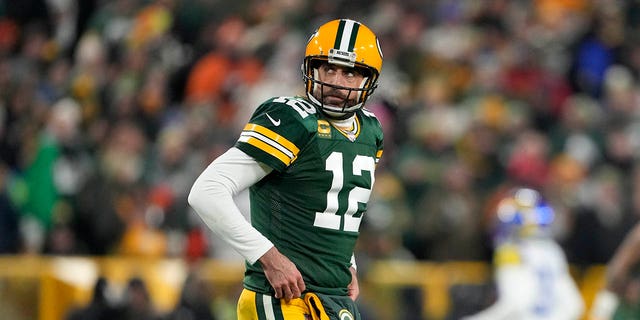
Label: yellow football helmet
xmin=302 ymin=19 xmax=383 ymax=118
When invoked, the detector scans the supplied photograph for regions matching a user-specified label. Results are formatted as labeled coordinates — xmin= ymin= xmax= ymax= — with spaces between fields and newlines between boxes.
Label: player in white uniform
xmin=463 ymin=188 xmax=584 ymax=320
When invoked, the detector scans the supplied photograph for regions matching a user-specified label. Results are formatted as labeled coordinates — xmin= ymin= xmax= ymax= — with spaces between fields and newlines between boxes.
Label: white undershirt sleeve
xmin=188 ymin=147 xmax=275 ymax=264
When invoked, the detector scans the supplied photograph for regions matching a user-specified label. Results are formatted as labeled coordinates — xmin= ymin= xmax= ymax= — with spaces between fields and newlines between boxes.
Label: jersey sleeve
xmin=362 ymin=108 xmax=384 ymax=165
xmin=235 ymin=97 xmax=313 ymax=172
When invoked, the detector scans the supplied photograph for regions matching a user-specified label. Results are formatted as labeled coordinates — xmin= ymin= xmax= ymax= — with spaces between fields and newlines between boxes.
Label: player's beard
xmin=319 ymin=87 xmax=358 ymax=109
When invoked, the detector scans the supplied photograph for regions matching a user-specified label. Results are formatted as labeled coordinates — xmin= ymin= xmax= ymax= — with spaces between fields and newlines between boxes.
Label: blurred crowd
xmin=66 ymin=271 xmax=227 ymax=320
xmin=0 ymin=0 xmax=640 ymax=274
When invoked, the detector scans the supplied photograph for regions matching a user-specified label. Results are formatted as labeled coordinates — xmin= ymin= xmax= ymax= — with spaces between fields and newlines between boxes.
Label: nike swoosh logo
xmin=266 ymin=113 xmax=281 ymax=126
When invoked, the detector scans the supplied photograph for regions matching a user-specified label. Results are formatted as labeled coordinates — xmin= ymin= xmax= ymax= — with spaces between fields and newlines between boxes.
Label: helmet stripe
xmin=333 ymin=20 xmax=345 ymax=49
xmin=348 ymin=23 xmax=359 ymax=51
xmin=334 ymin=19 xmax=359 ymax=52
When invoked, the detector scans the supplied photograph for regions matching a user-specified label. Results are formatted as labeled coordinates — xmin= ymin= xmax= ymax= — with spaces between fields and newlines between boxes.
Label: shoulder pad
xmin=361 ymin=107 xmax=378 ymax=119
xmin=494 ymin=243 xmax=522 ymax=266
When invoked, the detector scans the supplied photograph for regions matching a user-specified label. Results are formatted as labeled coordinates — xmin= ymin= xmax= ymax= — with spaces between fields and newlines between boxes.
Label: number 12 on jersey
xmin=314 ymin=151 xmax=376 ymax=232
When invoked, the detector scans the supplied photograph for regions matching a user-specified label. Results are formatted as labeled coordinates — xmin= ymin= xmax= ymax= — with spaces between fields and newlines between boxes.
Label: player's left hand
xmin=347 ymin=267 xmax=359 ymax=301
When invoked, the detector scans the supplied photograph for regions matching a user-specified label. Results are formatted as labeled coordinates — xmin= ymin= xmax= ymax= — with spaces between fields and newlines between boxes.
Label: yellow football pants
xmin=237 ymin=289 xmax=331 ymax=320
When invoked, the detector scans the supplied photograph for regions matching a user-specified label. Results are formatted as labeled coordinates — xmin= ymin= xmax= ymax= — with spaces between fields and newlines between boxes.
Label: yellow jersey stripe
xmin=244 ymin=123 xmax=300 ymax=154
xmin=240 ymin=131 xmax=296 ymax=159
xmin=239 ymin=135 xmax=293 ymax=166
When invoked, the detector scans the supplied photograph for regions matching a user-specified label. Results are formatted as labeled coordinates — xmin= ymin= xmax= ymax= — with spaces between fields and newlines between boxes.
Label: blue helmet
xmin=495 ymin=187 xmax=554 ymax=240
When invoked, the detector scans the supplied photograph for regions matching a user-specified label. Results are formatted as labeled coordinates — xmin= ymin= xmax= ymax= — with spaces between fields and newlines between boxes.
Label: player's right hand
xmin=259 ymin=247 xmax=306 ymax=301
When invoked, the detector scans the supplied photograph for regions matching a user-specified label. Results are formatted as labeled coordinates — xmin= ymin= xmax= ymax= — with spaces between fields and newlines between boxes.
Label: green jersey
xmin=234 ymin=96 xmax=384 ymax=296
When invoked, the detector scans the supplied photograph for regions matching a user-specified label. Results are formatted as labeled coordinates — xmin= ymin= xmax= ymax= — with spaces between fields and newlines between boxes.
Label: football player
xmin=188 ymin=18 xmax=384 ymax=320
xmin=462 ymin=188 xmax=584 ymax=320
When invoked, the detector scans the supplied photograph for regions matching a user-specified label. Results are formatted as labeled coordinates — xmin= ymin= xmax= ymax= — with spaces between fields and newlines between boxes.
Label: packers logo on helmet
xmin=339 ymin=309 xmax=355 ymax=320
xmin=302 ymin=19 xmax=383 ymax=118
